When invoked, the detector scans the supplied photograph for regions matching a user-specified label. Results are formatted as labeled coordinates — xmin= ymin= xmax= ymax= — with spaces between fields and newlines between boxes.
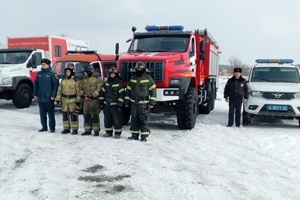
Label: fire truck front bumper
xmin=156 ymin=88 xmax=180 ymax=101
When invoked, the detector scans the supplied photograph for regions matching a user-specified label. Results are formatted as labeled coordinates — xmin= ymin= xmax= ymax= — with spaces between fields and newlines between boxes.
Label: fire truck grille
xmin=120 ymin=61 xmax=164 ymax=82
xmin=262 ymin=92 xmax=295 ymax=100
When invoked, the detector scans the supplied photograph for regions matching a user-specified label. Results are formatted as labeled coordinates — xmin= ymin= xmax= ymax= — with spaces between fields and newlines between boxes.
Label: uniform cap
xmin=234 ymin=67 xmax=242 ymax=73
xmin=41 ymin=58 xmax=51 ymax=65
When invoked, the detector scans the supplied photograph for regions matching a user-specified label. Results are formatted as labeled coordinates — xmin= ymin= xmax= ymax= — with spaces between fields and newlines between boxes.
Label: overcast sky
xmin=1 ymin=0 xmax=299 ymax=65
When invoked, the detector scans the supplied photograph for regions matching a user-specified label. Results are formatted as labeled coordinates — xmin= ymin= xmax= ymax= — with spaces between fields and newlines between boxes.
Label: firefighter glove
xmin=56 ymin=101 xmax=61 ymax=106
xmin=76 ymin=102 xmax=81 ymax=107
xmin=117 ymin=105 xmax=122 ymax=112
xmin=73 ymin=106 xmax=81 ymax=115
xmin=99 ymin=103 xmax=104 ymax=110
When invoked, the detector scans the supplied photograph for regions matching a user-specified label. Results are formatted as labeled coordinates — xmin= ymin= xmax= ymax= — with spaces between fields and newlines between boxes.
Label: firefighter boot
xmin=94 ymin=132 xmax=100 ymax=136
xmin=81 ymin=131 xmax=92 ymax=136
xmin=114 ymin=132 xmax=121 ymax=139
xmin=141 ymin=135 xmax=148 ymax=142
xmin=103 ymin=132 xmax=113 ymax=138
xmin=61 ymin=129 xmax=71 ymax=134
xmin=128 ymin=133 xmax=139 ymax=140
xmin=71 ymin=130 xmax=78 ymax=135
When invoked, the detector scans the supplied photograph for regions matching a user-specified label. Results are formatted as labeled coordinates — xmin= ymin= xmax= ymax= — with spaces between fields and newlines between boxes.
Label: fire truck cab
xmin=52 ymin=50 xmax=118 ymax=81
xmin=119 ymin=25 xmax=220 ymax=129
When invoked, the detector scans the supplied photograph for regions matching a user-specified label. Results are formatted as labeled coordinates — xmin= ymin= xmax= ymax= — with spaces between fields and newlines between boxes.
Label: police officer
xmin=33 ymin=58 xmax=59 ymax=133
xmin=79 ymin=65 xmax=103 ymax=136
xmin=124 ymin=61 xmax=156 ymax=142
xmin=99 ymin=67 xmax=125 ymax=139
xmin=224 ymin=67 xmax=249 ymax=127
xmin=55 ymin=65 xmax=81 ymax=135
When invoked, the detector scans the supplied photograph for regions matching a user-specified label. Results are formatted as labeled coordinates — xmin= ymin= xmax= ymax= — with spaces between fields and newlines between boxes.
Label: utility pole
xmin=60 ymin=33 xmax=68 ymax=38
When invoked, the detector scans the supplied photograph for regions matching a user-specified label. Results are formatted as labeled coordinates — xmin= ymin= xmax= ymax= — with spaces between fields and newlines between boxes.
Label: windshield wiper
xmin=254 ymin=78 xmax=273 ymax=82
xmin=0 ymin=62 xmax=12 ymax=64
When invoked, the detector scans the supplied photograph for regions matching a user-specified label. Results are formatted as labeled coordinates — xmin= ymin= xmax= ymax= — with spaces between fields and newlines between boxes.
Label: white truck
xmin=0 ymin=36 xmax=89 ymax=108
xmin=243 ymin=59 xmax=300 ymax=126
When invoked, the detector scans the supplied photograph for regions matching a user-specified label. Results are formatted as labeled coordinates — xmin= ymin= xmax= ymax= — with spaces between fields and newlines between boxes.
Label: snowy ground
xmin=1 ymin=77 xmax=300 ymax=200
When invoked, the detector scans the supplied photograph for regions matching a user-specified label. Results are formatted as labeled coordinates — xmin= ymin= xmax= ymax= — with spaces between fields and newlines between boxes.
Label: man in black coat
xmin=224 ymin=67 xmax=249 ymax=127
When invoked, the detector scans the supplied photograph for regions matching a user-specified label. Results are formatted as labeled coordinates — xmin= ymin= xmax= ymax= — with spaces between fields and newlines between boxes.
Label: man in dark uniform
xmin=99 ymin=67 xmax=125 ymax=139
xmin=79 ymin=65 xmax=103 ymax=136
xmin=224 ymin=67 xmax=249 ymax=127
xmin=33 ymin=58 xmax=59 ymax=133
xmin=124 ymin=61 xmax=156 ymax=142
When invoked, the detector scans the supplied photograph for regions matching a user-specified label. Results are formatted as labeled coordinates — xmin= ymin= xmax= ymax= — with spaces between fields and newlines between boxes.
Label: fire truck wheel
xmin=177 ymin=88 xmax=198 ymax=130
xmin=12 ymin=83 xmax=33 ymax=108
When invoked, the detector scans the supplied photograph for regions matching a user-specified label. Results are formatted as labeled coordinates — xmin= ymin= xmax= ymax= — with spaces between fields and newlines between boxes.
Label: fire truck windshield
xmin=0 ymin=51 xmax=31 ymax=64
xmin=129 ymin=36 xmax=189 ymax=53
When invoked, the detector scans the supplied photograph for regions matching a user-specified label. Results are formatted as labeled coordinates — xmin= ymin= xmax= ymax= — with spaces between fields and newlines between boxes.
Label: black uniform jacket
xmin=224 ymin=76 xmax=249 ymax=99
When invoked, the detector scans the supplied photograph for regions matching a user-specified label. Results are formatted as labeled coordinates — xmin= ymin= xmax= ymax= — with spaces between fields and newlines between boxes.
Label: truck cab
xmin=243 ymin=59 xmax=300 ymax=126
xmin=51 ymin=50 xmax=118 ymax=81
xmin=0 ymin=48 xmax=44 ymax=108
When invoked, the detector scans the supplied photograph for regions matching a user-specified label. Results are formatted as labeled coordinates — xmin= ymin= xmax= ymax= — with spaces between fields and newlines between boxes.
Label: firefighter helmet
xmin=83 ymin=65 xmax=94 ymax=76
xmin=67 ymin=63 xmax=75 ymax=69
xmin=135 ymin=61 xmax=145 ymax=69
xmin=109 ymin=67 xmax=118 ymax=74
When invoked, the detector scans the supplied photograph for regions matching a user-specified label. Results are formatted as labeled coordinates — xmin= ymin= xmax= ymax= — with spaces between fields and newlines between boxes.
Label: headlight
xmin=170 ymin=79 xmax=181 ymax=84
xmin=1 ymin=77 xmax=12 ymax=85
xmin=293 ymin=92 xmax=300 ymax=98
xmin=251 ymin=91 xmax=262 ymax=97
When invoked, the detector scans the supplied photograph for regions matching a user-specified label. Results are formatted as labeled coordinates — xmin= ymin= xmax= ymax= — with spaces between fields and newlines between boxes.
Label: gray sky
xmin=1 ymin=0 xmax=299 ymax=65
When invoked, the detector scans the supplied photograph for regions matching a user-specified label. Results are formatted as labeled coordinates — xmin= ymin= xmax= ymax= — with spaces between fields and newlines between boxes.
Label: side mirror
xmin=199 ymin=54 xmax=206 ymax=60
xmin=200 ymin=40 xmax=206 ymax=53
xmin=115 ymin=43 xmax=119 ymax=61
xmin=27 ymin=54 xmax=37 ymax=68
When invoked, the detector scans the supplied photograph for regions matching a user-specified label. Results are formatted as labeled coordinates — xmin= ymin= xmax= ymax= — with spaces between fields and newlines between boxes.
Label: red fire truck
xmin=118 ymin=25 xmax=220 ymax=129
xmin=0 ymin=36 xmax=89 ymax=108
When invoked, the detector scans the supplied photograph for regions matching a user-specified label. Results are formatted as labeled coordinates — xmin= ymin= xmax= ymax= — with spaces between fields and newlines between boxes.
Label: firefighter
xmin=79 ymin=65 xmax=103 ymax=136
xmin=224 ymin=67 xmax=249 ymax=127
xmin=55 ymin=65 xmax=81 ymax=135
xmin=33 ymin=58 xmax=59 ymax=133
xmin=99 ymin=67 xmax=125 ymax=139
xmin=124 ymin=61 xmax=156 ymax=142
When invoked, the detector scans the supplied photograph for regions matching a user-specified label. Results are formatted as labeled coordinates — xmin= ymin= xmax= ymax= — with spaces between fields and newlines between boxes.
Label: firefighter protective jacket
xmin=79 ymin=75 xmax=103 ymax=99
xmin=55 ymin=75 xmax=81 ymax=103
xmin=124 ymin=73 xmax=157 ymax=105
xmin=99 ymin=77 xmax=125 ymax=106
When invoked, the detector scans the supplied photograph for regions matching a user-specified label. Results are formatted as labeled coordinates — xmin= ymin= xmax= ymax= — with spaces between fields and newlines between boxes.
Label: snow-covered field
xmin=1 ymin=77 xmax=300 ymax=200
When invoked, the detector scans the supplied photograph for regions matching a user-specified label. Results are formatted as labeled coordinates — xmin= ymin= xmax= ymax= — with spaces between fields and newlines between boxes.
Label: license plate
xmin=267 ymin=105 xmax=288 ymax=111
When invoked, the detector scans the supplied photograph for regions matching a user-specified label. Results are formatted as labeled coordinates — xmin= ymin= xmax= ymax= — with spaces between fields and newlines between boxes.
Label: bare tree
xmin=227 ymin=56 xmax=251 ymax=76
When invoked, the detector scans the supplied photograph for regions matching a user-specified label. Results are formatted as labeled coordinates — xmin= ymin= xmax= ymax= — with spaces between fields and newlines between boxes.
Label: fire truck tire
xmin=177 ymin=88 xmax=197 ymax=129
xmin=12 ymin=83 xmax=33 ymax=108
xmin=122 ymin=106 xmax=131 ymax=125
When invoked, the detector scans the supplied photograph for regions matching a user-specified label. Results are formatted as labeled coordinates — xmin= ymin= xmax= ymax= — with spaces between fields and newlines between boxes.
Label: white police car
xmin=243 ymin=59 xmax=300 ymax=126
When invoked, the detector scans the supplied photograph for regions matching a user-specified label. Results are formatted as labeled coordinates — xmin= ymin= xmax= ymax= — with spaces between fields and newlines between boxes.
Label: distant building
xmin=0 ymin=43 xmax=7 ymax=49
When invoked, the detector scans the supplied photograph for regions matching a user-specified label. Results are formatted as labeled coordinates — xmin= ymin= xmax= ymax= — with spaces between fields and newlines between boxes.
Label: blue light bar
xmin=255 ymin=59 xmax=294 ymax=64
xmin=145 ymin=25 xmax=184 ymax=31
xmin=67 ymin=50 xmax=97 ymax=54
